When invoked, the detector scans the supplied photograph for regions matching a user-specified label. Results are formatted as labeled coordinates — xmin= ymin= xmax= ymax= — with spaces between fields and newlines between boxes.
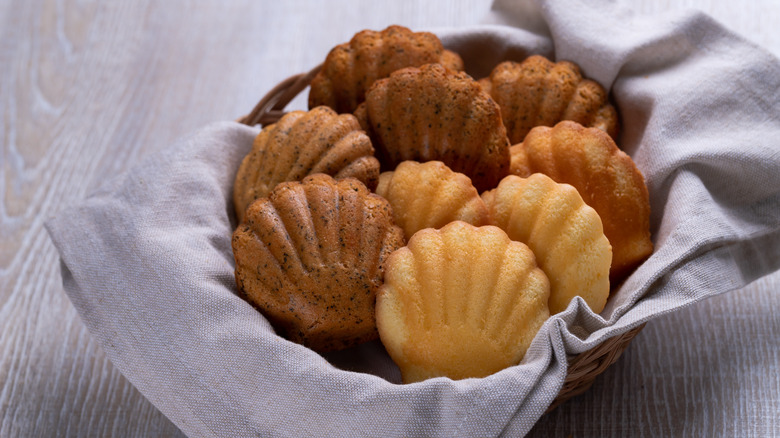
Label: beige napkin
xmin=46 ymin=0 xmax=780 ymax=436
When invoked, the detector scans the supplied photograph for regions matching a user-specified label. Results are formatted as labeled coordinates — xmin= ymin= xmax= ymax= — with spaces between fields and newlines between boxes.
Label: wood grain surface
xmin=1 ymin=1 xmax=778 ymax=436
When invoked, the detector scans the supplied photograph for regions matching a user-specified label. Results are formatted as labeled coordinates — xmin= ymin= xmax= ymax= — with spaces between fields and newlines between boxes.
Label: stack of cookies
xmin=231 ymin=25 xmax=653 ymax=383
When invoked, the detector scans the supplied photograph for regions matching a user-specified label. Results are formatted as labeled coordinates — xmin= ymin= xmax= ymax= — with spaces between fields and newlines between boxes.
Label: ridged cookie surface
xmin=356 ymin=63 xmax=510 ymax=192
xmin=479 ymin=55 xmax=618 ymax=143
xmin=375 ymin=161 xmax=490 ymax=240
xmin=232 ymin=174 xmax=404 ymax=352
xmin=483 ymin=174 xmax=612 ymax=314
xmin=309 ymin=25 xmax=464 ymax=114
xmin=510 ymin=121 xmax=652 ymax=281
xmin=376 ymin=221 xmax=550 ymax=383
xmin=233 ymin=106 xmax=379 ymax=223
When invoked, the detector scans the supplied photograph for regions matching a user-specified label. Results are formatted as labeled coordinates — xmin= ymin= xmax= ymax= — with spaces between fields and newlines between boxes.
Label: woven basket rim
xmin=239 ymin=66 xmax=646 ymax=414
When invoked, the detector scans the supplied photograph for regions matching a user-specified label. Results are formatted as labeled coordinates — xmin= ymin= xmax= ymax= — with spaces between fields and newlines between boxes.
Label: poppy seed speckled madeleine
xmin=233 ymin=106 xmax=379 ymax=224
xmin=355 ymin=63 xmax=511 ymax=192
xmin=309 ymin=25 xmax=464 ymax=114
xmin=232 ymin=174 xmax=405 ymax=352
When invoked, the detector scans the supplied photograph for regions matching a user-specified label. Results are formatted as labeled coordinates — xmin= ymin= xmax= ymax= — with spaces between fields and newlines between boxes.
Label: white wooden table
xmin=2 ymin=1 xmax=778 ymax=436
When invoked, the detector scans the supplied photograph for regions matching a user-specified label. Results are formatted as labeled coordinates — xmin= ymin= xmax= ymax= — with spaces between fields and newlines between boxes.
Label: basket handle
xmin=240 ymin=64 xmax=323 ymax=127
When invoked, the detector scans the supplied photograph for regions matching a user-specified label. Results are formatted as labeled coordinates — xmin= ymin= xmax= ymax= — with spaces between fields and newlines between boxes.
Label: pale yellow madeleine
xmin=376 ymin=221 xmax=550 ymax=383
xmin=375 ymin=160 xmax=491 ymax=240
xmin=483 ymin=173 xmax=612 ymax=314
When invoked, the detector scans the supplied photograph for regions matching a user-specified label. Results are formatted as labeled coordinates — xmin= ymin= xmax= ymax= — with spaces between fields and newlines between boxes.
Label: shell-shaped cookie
xmin=356 ymin=63 xmax=510 ymax=192
xmin=375 ymin=160 xmax=491 ymax=240
xmin=232 ymin=174 xmax=405 ymax=352
xmin=483 ymin=174 xmax=612 ymax=315
xmin=376 ymin=221 xmax=550 ymax=383
xmin=478 ymin=55 xmax=618 ymax=144
xmin=233 ymin=106 xmax=379 ymax=223
xmin=510 ymin=121 xmax=652 ymax=281
xmin=309 ymin=25 xmax=464 ymax=114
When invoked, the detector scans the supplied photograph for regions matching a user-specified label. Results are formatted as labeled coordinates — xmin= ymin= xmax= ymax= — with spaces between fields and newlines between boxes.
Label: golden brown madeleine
xmin=232 ymin=174 xmax=405 ymax=352
xmin=479 ymin=55 xmax=618 ymax=144
xmin=510 ymin=121 xmax=653 ymax=282
xmin=376 ymin=221 xmax=550 ymax=383
xmin=356 ymin=63 xmax=510 ymax=192
xmin=483 ymin=174 xmax=612 ymax=315
xmin=375 ymin=161 xmax=491 ymax=240
xmin=309 ymin=25 xmax=464 ymax=114
xmin=233 ymin=106 xmax=379 ymax=223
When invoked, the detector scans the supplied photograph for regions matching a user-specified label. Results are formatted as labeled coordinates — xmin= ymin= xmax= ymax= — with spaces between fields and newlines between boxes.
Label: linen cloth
xmin=45 ymin=0 xmax=780 ymax=436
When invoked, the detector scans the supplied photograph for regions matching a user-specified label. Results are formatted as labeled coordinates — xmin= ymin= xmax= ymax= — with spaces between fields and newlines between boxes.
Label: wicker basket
xmin=238 ymin=64 xmax=646 ymax=414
